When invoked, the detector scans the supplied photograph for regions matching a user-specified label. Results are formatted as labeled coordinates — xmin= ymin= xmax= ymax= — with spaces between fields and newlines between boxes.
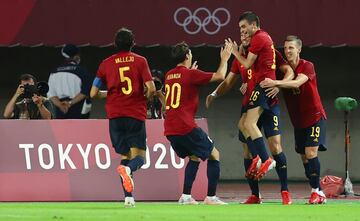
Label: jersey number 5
xmin=119 ymin=66 xmax=132 ymax=95
xmin=165 ymin=83 xmax=181 ymax=110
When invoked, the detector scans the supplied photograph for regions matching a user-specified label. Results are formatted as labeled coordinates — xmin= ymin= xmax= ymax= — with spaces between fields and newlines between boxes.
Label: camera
xmin=154 ymin=78 xmax=163 ymax=91
xmin=20 ymin=81 xmax=49 ymax=99
xmin=151 ymin=69 xmax=164 ymax=91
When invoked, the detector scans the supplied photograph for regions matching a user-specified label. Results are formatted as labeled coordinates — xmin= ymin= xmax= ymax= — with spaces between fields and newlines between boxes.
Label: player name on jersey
xmin=115 ymin=56 xmax=134 ymax=63
xmin=166 ymin=73 xmax=181 ymax=80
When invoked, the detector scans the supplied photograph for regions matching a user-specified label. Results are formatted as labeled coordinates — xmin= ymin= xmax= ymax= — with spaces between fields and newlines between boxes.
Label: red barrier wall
xmin=0 ymin=119 xmax=208 ymax=201
xmin=0 ymin=0 xmax=359 ymax=46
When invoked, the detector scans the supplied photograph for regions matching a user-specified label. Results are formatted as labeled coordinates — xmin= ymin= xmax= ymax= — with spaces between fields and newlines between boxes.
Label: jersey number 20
xmin=165 ymin=83 xmax=181 ymax=110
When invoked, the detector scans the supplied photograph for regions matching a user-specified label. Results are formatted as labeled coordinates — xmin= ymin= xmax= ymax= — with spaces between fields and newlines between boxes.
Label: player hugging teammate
xmin=92 ymin=11 xmax=327 ymax=206
xmin=208 ymin=11 xmax=327 ymax=205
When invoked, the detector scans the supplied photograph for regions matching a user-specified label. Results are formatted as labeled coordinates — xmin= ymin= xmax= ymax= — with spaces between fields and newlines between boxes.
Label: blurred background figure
xmin=47 ymin=44 xmax=92 ymax=119
xmin=3 ymin=74 xmax=53 ymax=119
xmin=147 ymin=69 xmax=165 ymax=119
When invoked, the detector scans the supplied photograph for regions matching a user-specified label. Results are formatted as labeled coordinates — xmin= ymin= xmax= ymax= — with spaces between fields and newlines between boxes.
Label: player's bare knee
xmin=238 ymin=117 xmax=246 ymax=132
xmin=209 ymin=147 xmax=220 ymax=161
xmin=243 ymin=119 xmax=250 ymax=130
xmin=243 ymin=120 xmax=254 ymax=132
xmin=130 ymin=147 xmax=146 ymax=159
xmin=237 ymin=119 xmax=242 ymax=130
xmin=242 ymin=144 xmax=252 ymax=159
xmin=300 ymin=154 xmax=308 ymax=163
xmin=305 ymin=147 xmax=318 ymax=159
xmin=121 ymin=153 xmax=131 ymax=160
xmin=244 ymin=122 xmax=261 ymax=139
xmin=243 ymin=152 xmax=252 ymax=159
xmin=305 ymin=151 xmax=317 ymax=159
xmin=268 ymin=136 xmax=282 ymax=155
xmin=189 ymin=155 xmax=200 ymax=162
xmin=238 ymin=122 xmax=246 ymax=133
xmin=244 ymin=116 xmax=258 ymax=132
xmin=269 ymin=147 xmax=282 ymax=155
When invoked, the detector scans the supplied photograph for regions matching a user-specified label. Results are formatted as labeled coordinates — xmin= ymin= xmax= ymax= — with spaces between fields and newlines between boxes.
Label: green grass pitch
xmin=0 ymin=200 xmax=359 ymax=221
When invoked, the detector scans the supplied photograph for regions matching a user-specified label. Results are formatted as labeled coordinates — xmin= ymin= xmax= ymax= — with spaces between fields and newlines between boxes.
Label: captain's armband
xmin=92 ymin=77 xmax=103 ymax=88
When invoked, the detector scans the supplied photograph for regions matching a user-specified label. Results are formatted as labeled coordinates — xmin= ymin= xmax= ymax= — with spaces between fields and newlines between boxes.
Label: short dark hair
xmin=151 ymin=69 xmax=164 ymax=83
xmin=114 ymin=27 xmax=135 ymax=51
xmin=285 ymin=35 xmax=302 ymax=47
xmin=61 ymin=44 xmax=79 ymax=58
xmin=238 ymin=11 xmax=260 ymax=27
xmin=19 ymin=74 xmax=37 ymax=84
xmin=171 ymin=42 xmax=190 ymax=64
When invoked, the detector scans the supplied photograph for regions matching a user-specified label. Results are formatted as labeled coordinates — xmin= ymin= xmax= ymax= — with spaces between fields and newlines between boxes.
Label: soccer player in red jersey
xmin=261 ymin=35 xmax=327 ymax=204
xmin=162 ymin=42 xmax=232 ymax=205
xmin=207 ymin=34 xmax=293 ymax=204
xmin=226 ymin=11 xmax=278 ymax=180
xmin=90 ymin=28 xmax=156 ymax=207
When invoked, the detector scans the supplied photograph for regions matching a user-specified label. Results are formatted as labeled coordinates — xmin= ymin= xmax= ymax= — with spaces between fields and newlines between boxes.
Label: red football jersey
xmin=248 ymin=29 xmax=276 ymax=84
xmin=267 ymin=50 xmax=288 ymax=106
xmin=231 ymin=50 xmax=285 ymax=107
xmin=230 ymin=58 xmax=255 ymax=106
xmin=275 ymin=50 xmax=287 ymax=70
xmin=164 ymin=66 xmax=213 ymax=136
xmin=282 ymin=59 xmax=327 ymax=128
xmin=96 ymin=51 xmax=153 ymax=120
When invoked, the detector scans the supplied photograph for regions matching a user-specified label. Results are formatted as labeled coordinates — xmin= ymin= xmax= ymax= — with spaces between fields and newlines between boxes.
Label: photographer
xmin=3 ymin=74 xmax=53 ymax=119
xmin=147 ymin=69 xmax=165 ymax=119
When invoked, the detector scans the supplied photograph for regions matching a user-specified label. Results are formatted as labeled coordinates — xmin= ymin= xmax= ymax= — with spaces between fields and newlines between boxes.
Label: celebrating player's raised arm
xmin=226 ymin=38 xmax=257 ymax=69
xmin=164 ymin=42 xmax=228 ymax=205
xmin=206 ymin=72 xmax=239 ymax=108
xmin=210 ymin=43 xmax=232 ymax=82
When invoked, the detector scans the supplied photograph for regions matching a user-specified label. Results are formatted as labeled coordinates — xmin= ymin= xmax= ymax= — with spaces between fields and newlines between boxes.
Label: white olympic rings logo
xmin=174 ymin=7 xmax=231 ymax=35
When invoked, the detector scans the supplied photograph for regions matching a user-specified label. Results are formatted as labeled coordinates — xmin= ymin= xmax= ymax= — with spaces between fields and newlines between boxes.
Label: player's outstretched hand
xmin=205 ymin=93 xmax=216 ymax=109
xmin=239 ymin=83 xmax=247 ymax=95
xmin=220 ymin=42 xmax=232 ymax=61
xmin=191 ymin=61 xmax=198 ymax=69
xmin=260 ymin=78 xmax=277 ymax=88
xmin=225 ymin=38 xmax=239 ymax=56
xmin=265 ymin=87 xmax=279 ymax=98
